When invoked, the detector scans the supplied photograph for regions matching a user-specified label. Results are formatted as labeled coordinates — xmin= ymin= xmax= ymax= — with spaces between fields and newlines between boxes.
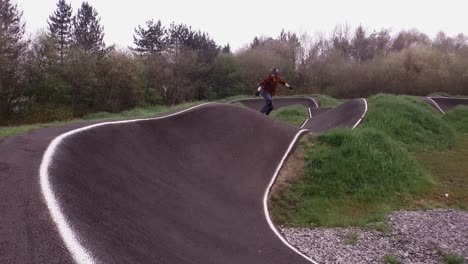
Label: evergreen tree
xmin=0 ymin=0 xmax=26 ymax=120
xmin=351 ymin=25 xmax=372 ymax=62
xmin=167 ymin=22 xmax=191 ymax=55
xmin=188 ymin=31 xmax=219 ymax=62
xmin=48 ymin=0 xmax=73 ymax=64
xmin=222 ymin=43 xmax=231 ymax=54
xmin=132 ymin=19 xmax=166 ymax=56
xmin=251 ymin=37 xmax=260 ymax=48
xmin=73 ymin=2 xmax=105 ymax=54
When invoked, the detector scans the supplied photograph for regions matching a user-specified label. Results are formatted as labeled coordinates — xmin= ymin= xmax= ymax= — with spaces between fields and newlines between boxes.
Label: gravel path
xmin=282 ymin=209 xmax=468 ymax=264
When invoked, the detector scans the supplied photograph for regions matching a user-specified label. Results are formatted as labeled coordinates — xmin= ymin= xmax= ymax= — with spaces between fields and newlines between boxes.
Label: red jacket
xmin=259 ymin=75 xmax=287 ymax=96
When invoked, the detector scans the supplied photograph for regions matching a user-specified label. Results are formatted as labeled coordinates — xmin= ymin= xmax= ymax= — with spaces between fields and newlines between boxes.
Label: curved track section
xmin=424 ymin=96 xmax=468 ymax=114
xmin=42 ymin=104 xmax=313 ymax=264
xmin=1 ymin=98 xmax=369 ymax=263
xmin=231 ymin=97 xmax=319 ymax=111
xmin=303 ymin=98 xmax=368 ymax=133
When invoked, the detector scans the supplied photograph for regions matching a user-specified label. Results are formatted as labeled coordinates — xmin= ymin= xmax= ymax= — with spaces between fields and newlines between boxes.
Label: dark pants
xmin=260 ymin=90 xmax=274 ymax=115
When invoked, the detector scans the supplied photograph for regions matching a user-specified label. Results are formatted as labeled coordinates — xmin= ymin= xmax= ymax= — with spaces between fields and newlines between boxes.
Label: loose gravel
xmin=281 ymin=209 xmax=468 ymax=264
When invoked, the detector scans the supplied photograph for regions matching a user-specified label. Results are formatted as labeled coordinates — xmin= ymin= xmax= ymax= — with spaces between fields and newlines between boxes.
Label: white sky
xmin=16 ymin=0 xmax=468 ymax=51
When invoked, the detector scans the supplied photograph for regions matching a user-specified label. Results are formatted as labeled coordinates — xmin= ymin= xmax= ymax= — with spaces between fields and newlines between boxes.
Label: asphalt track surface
xmin=303 ymin=99 xmax=368 ymax=133
xmin=1 ymin=100 xmax=367 ymax=263
xmin=424 ymin=96 xmax=468 ymax=114
xmin=231 ymin=97 xmax=320 ymax=110
xmin=233 ymin=97 xmax=368 ymax=133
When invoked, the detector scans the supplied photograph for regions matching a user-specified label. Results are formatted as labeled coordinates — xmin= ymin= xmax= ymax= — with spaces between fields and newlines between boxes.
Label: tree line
xmin=1 ymin=0 xmax=467 ymax=125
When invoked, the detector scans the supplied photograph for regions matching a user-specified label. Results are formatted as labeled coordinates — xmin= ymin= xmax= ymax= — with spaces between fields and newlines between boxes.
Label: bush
xmin=211 ymin=54 xmax=246 ymax=98
xmin=15 ymin=103 xmax=74 ymax=124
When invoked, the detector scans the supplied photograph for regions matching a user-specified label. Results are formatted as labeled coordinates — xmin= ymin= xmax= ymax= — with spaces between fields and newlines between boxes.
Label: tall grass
xmin=443 ymin=106 xmax=468 ymax=133
xmin=361 ymin=94 xmax=456 ymax=151
xmin=271 ymin=128 xmax=433 ymax=227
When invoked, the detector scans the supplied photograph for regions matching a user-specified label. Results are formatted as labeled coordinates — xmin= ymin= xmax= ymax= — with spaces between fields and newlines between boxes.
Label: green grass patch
xmin=270 ymin=105 xmax=309 ymax=126
xmin=410 ymin=134 xmax=468 ymax=210
xmin=289 ymin=94 xmax=342 ymax=107
xmin=344 ymin=232 xmax=359 ymax=246
xmin=368 ymin=222 xmax=392 ymax=234
xmin=441 ymin=252 xmax=464 ymax=264
xmin=361 ymin=94 xmax=456 ymax=152
xmin=83 ymin=102 xmax=202 ymax=121
xmin=0 ymin=122 xmax=70 ymax=140
xmin=383 ymin=254 xmax=400 ymax=264
xmin=271 ymin=128 xmax=433 ymax=227
xmin=311 ymin=94 xmax=343 ymax=107
xmin=444 ymin=106 xmax=468 ymax=133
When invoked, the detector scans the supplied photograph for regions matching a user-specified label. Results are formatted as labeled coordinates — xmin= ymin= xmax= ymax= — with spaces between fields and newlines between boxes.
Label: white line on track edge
xmin=428 ymin=96 xmax=468 ymax=99
xmin=427 ymin=97 xmax=446 ymax=114
xmin=39 ymin=103 xmax=213 ymax=264
xmin=263 ymin=129 xmax=319 ymax=264
xmin=300 ymin=108 xmax=312 ymax=128
xmin=352 ymin=98 xmax=368 ymax=129
xmin=310 ymin=98 xmax=319 ymax=108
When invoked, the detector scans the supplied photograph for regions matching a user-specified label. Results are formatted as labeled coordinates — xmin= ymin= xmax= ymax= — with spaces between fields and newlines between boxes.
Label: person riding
xmin=255 ymin=67 xmax=293 ymax=115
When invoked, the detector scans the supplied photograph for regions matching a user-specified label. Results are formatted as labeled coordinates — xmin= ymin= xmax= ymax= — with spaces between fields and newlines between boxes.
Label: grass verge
xmin=0 ymin=122 xmax=71 ymax=140
xmin=410 ymin=134 xmax=468 ymax=210
xmin=0 ymin=102 xmax=202 ymax=140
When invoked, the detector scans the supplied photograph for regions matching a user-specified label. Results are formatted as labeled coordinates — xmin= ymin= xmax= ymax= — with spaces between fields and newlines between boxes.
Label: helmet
xmin=269 ymin=67 xmax=279 ymax=75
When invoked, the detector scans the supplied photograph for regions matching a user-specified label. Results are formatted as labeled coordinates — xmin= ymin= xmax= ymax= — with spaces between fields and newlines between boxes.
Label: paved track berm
xmin=232 ymin=97 xmax=368 ymax=132
xmin=1 ymin=99 xmax=367 ymax=263
xmin=424 ymin=96 xmax=468 ymax=114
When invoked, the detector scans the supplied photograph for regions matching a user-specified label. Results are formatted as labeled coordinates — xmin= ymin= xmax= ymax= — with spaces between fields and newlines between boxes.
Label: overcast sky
xmin=16 ymin=0 xmax=468 ymax=51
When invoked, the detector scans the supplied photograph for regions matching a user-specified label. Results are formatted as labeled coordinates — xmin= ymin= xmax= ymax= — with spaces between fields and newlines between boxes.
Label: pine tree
xmin=251 ymin=37 xmax=260 ymax=48
xmin=73 ymin=2 xmax=105 ymax=54
xmin=132 ymin=19 xmax=167 ymax=56
xmin=48 ymin=0 xmax=73 ymax=64
xmin=222 ymin=43 xmax=231 ymax=54
xmin=0 ymin=0 xmax=26 ymax=120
